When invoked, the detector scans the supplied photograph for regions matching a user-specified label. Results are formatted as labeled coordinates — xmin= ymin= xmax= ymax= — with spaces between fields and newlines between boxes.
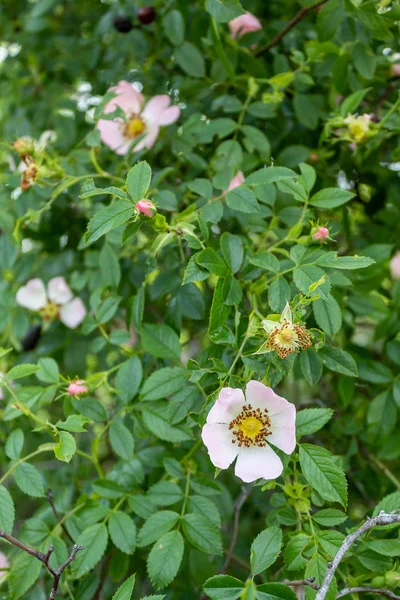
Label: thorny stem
xmin=315 ymin=511 xmax=400 ymax=600
xmin=254 ymin=0 xmax=329 ymax=56
xmin=337 ymin=588 xmax=400 ymax=599
xmin=0 ymin=529 xmax=83 ymax=600
xmin=221 ymin=485 xmax=252 ymax=574
xmin=285 ymin=578 xmax=320 ymax=591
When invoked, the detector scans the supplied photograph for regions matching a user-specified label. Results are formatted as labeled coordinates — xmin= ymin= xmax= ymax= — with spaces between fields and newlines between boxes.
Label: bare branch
xmin=286 ymin=577 xmax=321 ymax=591
xmin=316 ymin=511 xmax=400 ymax=600
xmin=0 ymin=529 xmax=83 ymax=600
xmin=337 ymin=587 xmax=400 ymax=599
xmin=254 ymin=0 xmax=328 ymax=56
xmin=221 ymin=485 xmax=252 ymax=574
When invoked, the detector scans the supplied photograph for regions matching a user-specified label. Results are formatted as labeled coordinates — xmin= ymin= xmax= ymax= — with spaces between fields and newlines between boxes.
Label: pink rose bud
xmin=224 ymin=171 xmax=245 ymax=195
xmin=228 ymin=12 xmax=262 ymax=40
xmin=136 ymin=199 xmax=156 ymax=217
xmin=313 ymin=227 xmax=329 ymax=243
xmin=390 ymin=252 xmax=400 ymax=280
xmin=309 ymin=152 xmax=319 ymax=162
xmin=67 ymin=380 xmax=88 ymax=396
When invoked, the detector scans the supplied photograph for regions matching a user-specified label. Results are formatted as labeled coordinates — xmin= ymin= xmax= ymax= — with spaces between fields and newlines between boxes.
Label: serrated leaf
xmin=127 ymin=161 xmax=152 ymax=201
xmin=109 ymin=512 xmax=137 ymax=555
xmin=296 ymin=408 xmax=333 ymax=437
xmin=6 ymin=364 xmax=38 ymax=381
xmin=0 ymin=485 xmax=15 ymax=534
xmin=300 ymin=350 xmax=323 ymax=386
xmin=226 ymin=185 xmax=259 ymax=214
xmin=36 ymin=357 xmax=59 ymax=383
xmin=71 ymin=523 xmax=108 ymax=578
xmin=141 ymin=367 xmax=188 ymax=401
xmin=147 ymin=530 xmax=184 ymax=590
xmin=14 ymin=462 xmax=45 ymax=497
xmin=112 ymin=574 xmax=136 ymax=600
xmin=9 ymin=553 xmax=41 ymax=599
xmin=188 ymin=496 xmax=221 ymax=527
xmin=313 ymin=295 xmax=342 ymax=337
xmin=5 ymin=428 xmax=24 ymax=459
xmin=319 ymin=346 xmax=358 ymax=377
xmin=203 ymin=575 xmax=245 ymax=599
xmin=182 ymin=513 xmax=222 ymax=555
xmin=299 ymin=444 xmax=347 ymax=507
xmin=309 ymin=188 xmax=354 ymax=209
xmin=312 ymin=509 xmax=347 ymax=527
xmin=138 ymin=511 xmax=180 ymax=547
xmin=195 ymin=248 xmax=228 ymax=277
xmin=56 ymin=414 xmax=92 ymax=433
xmin=85 ymin=201 xmax=134 ymax=245
xmin=257 ymin=583 xmax=298 ymax=600
xmin=109 ymin=421 xmax=134 ymax=460
xmin=115 ymin=356 xmax=143 ymax=403
xmin=141 ymin=324 xmax=181 ymax=361
xmin=54 ymin=431 xmax=76 ymax=463
xmin=250 ymin=527 xmax=282 ymax=575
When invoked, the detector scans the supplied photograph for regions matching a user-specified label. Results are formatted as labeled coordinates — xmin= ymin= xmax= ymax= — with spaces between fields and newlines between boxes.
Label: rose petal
xmin=201 ymin=423 xmax=239 ymax=469
xmin=206 ymin=387 xmax=245 ymax=424
xmin=245 ymin=380 xmax=292 ymax=416
xmin=59 ymin=298 xmax=87 ymax=329
xmin=229 ymin=13 xmax=262 ymax=39
xmin=97 ymin=120 xmax=131 ymax=155
xmin=142 ymin=95 xmax=180 ymax=126
xmin=133 ymin=124 xmax=160 ymax=151
xmin=228 ymin=171 xmax=245 ymax=191
xmin=105 ymin=80 xmax=144 ymax=115
xmin=47 ymin=277 xmax=73 ymax=305
xmin=262 ymin=319 xmax=278 ymax=334
xmin=234 ymin=444 xmax=283 ymax=483
xmin=16 ymin=279 xmax=47 ymax=311
xmin=390 ymin=252 xmax=400 ymax=280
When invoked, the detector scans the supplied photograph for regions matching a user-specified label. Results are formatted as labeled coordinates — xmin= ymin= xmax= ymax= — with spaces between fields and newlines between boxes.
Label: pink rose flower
xmin=313 ymin=227 xmax=329 ymax=243
xmin=136 ymin=199 xmax=156 ymax=217
xmin=67 ymin=380 xmax=89 ymax=396
xmin=224 ymin=171 xmax=245 ymax=195
xmin=201 ymin=380 xmax=296 ymax=483
xmin=97 ymin=81 xmax=180 ymax=155
xmin=229 ymin=12 xmax=262 ymax=40
xmin=16 ymin=277 xmax=86 ymax=329
xmin=390 ymin=252 xmax=400 ymax=280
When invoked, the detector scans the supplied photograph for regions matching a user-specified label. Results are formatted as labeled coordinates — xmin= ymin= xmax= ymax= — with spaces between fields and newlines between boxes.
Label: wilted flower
xmin=229 ymin=13 xmax=262 ymax=40
xmin=344 ymin=114 xmax=372 ymax=144
xmin=257 ymin=303 xmax=312 ymax=359
xmin=13 ymin=131 xmax=56 ymax=159
xmin=390 ymin=252 xmax=400 ymax=280
xmin=201 ymin=381 xmax=296 ymax=482
xmin=20 ymin=156 xmax=38 ymax=190
xmin=97 ymin=81 xmax=180 ymax=155
xmin=16 ymin=277 xmax=86 ymax=329
xmin=313 ymin=226 xmax=330 ymax=243
xmin=67 ymin=380 xmax=88 ymax=396
xmin=136 ymin=199 xmax=156 ymax=217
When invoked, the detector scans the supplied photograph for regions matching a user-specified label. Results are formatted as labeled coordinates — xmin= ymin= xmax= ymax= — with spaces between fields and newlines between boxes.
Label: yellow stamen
xmin=229 ymin=404 xmax=271 ymax=448
xmin=40 ymin=301 xmax=59 ymax=321
xmin=125 ymin=117 xmax=145 ymax=139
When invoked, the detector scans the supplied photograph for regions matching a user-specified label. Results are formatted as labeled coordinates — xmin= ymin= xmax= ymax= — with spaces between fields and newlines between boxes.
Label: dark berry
xmin=113 ymin=15 xmax=133 ymax=33
xmin=21 ymin=324 xmax=42 ymax=352
xmin=138 ymin=6 xmax=156 ymax=25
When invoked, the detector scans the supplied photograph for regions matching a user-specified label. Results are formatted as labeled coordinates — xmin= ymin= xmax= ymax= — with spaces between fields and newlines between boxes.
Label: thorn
xmin=307 ymin=577 xmax=316 ymax=583
xmin=327 ymin=562 xmax=332 ymax=569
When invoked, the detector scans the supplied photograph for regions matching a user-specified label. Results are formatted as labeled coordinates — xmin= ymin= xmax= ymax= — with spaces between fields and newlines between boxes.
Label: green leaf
xmin=188 ymin=496 xmax=221 ymax=527
xmin=138 ymin=511 xmax=180 ymax=547
xmin=182 ymin=513 xmax=222 ymax=555
xmin=131 ymin=286 xmax=145 ymax=331
xmin=148 ymin=481 xmax=183 ymax=506
xmin=293 ymin=265 xmax=326 ymax=295
xmin=220 ymin=233 xmax=243 ymax=274
xmin=250 ymin=527 xmax=282 ymax=575
xmin=195 ymin=248 xmax=228 ymax=277
xmin=309 ymin=188 xmax=354 ymax=209
xmin=367 ymin=540 xmax=400 ymax=557
xmin=36 ymin=357 xmax=59 ymax=383
xmin=147 ymin=530 xmax=184 ymax=589
xmin=319 ymin=346 xmax=358 ymax=377
xmin=317 ymin=0 xmax=344 ymax=41
xmin=317 ymin=530 xmax=345 ymax=557
xmin=109 ymin=511 xmax=137 ymax=555
xmin=296 ymin=408 xmax=333 ymax=437
xmin=115 ymin=356 xmax=143 ymax=403
xmin=126 ymin=161 xmax=152 ymax=201
xmin=313 ymin=295 xmax=342 ymax=337
xmin=141 ymin=324 xmax=181 ymax=360
xmin=0 ymin=485 xmax=15 ymax=534
xmin=250 ymin=252 xmax=280 ymax=273
xmin=300 ymin=350 xmax=323 ymax=386
xmin=14 ymin=462 xmax=45 ymax=497
xmin=85 ymin=201 xmax=134 ymax=245
xmin=340 ymin=88 xmax=371 ymax=117
xmin=226 ymin=185 xmax=259 ymax=214
xmin=317 ymin=254 xmax=375 ymax=269
xmin=284 ymin=534 xmax=310 ymax=571
xmin=268 ymin=278 xmax=291 ymax=312
xmin=112 ymin=574 xmax=136 ymax=600
xmin=246 ymin=167 xmax=296 ymax=186
xmin=205 ymin=0 xmax=244 ymax=22
xmin=71 ymin=523 xmax=109 ymax=578
xmin=175 ymin=42 xmax=205 ymax=78
xmin=6 ymin=364 xmax=38 ymax=381
xmin=142 ymin=403 xmax=191 ymax=442
xmin=299 ymin=443 xmax=347 ymax=507
xmin=54 ymin=431 xmax=76 ymax=463
xmin=109 ymin=420 xmax=134 ymax=460
xmin=312 ymin=509 xmax=347 ymax=527
xmin=141 ymin=367 xmax=188 ymax=401
xmin=163 ymin=10 xmax=185 ymax=46
xmin=203 ymin=575 xmax=245 ymax=599
xmin=5 ymin=428 xmax=24 ymax=459
xmin=100 ymin=243 xmax=121 ymax=288
xmin=9 ymin=553 xmax=42 ymax=599
xmin=56 ymin=414 xmax=92 ymax=433
xmin=256 ymin=583 xmax=298 ymax=600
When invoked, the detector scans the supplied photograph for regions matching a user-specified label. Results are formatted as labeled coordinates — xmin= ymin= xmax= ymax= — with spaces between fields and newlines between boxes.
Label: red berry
xmin=138 ymin=6 xmax=156 ymax=25
xmin=113 ymin=15 xmax=133 ymax=33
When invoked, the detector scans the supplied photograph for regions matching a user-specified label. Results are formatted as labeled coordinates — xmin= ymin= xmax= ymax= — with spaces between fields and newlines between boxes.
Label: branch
xmin=46 ymin=489 xmax=75 ymax=544
xmin=221 ymin=485 xmax=252 ymax=574
xmin=254 ymin=0 xmax=328 ymax=56
xmin=315 ymin=511 xmax=400 ymax=600
xmin=337 ymin=588 xmax=400 ymax=600
xmin=286 ymin=577 xmax=321 ymax=591
xmin=0 ymin=529 xmax=83 ymax=600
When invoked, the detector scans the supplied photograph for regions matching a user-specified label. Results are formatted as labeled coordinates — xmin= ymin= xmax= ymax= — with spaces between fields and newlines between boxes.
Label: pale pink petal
xmin=228 ymin=171 xmax=245 ymax=191
xmin=67 ymin=381 xmax=88 ymax=396
xmin=97 ymin=120 xmax=131 ymax=155
xmin=268 ymin=420 xmax=296 ymax=454
xmin=245 ymin=380 xmax=293 ymax=417
xmin=229 ymin=13 xmax=262 ymax=40
xmin=390 ymin=252 xmax=400 ymax=280
xmin=105 ymin=81 xmax=144 ymax=115
xmin=206 ymin=387 xmax=245 ymax=424
xmin=47 ymin=277 xmax=73 ymax=305
xmin=16 ymin=279 xmax=47 ymax=311
xmin=201 ymin=423 xmax=239 ymax=469
xmin=59 ymin=298 xmax=86 ymax=329
xmin=235 ymin=444 xmax=283 ymax=483
xmin=133 ymin=124 xmax=160 ymax=151
xmin=143 ymin=95 xmax=180 ymax=126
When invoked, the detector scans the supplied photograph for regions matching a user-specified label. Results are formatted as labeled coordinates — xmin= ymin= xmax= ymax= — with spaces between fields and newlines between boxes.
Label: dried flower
xmin=257 ymin=303 xmax=311 ymax=359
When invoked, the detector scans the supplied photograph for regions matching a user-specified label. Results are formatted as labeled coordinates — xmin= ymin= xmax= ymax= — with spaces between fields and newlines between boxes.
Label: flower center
xmin=124 ymin=116 xmax=146 ymax=139
xmin=276 ymin=326 xmax=296 ymax=344
xmin=266 ymin=321 xmax=312 ymax=359
xmin=348 ymin=120 xmax=368 ymax=142
xmin=40 ymin=301 xmax=59 ymax=321
xmin=229 ymin=404 xmax=271 ymax=448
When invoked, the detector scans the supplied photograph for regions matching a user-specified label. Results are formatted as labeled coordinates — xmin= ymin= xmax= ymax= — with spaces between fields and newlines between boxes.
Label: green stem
xmin=75 ymin=449 xmax=104 ymax=478
xmin=379 ymin=90 xmax=400 ymax=128
xmin=180 ymin=470 xmax=191 ymax=519
xmin=0 ymin=446 xmax=55 ymax=484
